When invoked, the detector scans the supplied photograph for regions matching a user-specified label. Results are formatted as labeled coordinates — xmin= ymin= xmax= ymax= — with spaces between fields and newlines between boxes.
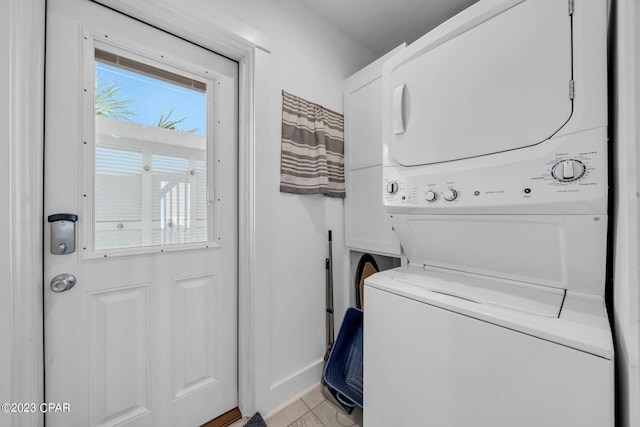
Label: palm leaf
xmin=95 ymin=80 xmax=136 ymax=120
xmin=155 ymin=108 xmax=199 ymax=133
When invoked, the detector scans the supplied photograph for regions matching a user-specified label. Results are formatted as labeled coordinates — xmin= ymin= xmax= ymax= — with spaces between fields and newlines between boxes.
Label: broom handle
xmin=326 ymin=231 xmax=335 ymax=350
xmin=325 ymin=258 xmax=332 ymax=353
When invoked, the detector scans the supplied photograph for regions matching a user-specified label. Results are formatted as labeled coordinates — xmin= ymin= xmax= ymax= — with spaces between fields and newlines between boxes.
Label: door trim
xmin=4 ymin=1 xmax=45 ymax=426
xmin=7 ymin=0 xmax=270 ymax=423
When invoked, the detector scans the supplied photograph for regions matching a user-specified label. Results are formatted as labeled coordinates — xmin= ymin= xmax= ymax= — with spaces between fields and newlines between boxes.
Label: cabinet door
xmin=345 ymin=45 xmax=404 ymax=255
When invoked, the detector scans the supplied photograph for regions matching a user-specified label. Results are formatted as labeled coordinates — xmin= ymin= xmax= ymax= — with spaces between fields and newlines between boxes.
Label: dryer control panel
xmin=383 ymin=128 xmax=607 ymax=215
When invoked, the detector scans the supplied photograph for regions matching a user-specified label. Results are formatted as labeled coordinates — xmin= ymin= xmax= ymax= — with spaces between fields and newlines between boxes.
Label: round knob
xmin=551 ymin=159 xmax=586 ymax=182
xmin=443 ymin=189 xmax=458 ymax=201
xmin=386 ymin=181 xmax=399 ymax=195
xmin=50 ymin=274 xmax=77 ymax=293
xmin=425 ymin=191 xmax=437 ymax=202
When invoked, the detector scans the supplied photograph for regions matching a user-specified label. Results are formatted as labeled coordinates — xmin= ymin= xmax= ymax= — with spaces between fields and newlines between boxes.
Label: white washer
xmin=365 ymin=268 xmax=613 ymax=426
xmin=364 ymin=0 xmax=613 ymax=426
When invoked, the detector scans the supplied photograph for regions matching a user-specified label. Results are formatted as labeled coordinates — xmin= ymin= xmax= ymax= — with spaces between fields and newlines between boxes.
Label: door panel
xmin=44 ymin=1 xmax=238 ymax=426
xmin=88 ymin=284 xmax=149 ymax=426
xmin=172 ymin=273 xmax=219 ymax=400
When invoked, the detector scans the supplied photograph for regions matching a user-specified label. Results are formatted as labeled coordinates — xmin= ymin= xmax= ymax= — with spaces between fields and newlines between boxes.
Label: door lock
xmin=50 ymin=274 xmax=77 ymax=293
xmin=48 ymin=213 xmax=78 ymax=255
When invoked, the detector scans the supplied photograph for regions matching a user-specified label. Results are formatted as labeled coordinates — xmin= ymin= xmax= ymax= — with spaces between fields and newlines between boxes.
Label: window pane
xmin=195 ymin=160 xmax=207 ymax=220
xmin=95 ymin=147 xmax=142 ymax=222
xmin=93 ymin=48 xmax=209 ymax=251
xmin=151 ymin=154 xmax=192 ymax=246
xmin=96 ymin=229 xmax=143 ymax=251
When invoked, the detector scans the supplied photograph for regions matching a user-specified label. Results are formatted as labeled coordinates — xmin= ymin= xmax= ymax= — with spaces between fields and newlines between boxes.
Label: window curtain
xmin=280 ymin=91 xmax=345 ymax=198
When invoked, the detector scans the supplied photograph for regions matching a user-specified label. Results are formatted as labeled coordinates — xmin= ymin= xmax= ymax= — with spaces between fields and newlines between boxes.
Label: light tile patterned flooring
xmin=228 ymin=384 xmax=362 ymax=427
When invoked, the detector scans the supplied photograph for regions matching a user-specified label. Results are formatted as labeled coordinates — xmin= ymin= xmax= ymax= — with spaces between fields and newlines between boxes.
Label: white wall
xmin=611 ymin=0 xmax=640 ymax=426
xmin=200 ymin=0 xmax=376 ymax=412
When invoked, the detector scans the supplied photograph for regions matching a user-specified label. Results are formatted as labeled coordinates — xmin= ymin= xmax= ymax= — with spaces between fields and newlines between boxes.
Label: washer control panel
xmin=383 ymin=130 xmax=607 ymax=214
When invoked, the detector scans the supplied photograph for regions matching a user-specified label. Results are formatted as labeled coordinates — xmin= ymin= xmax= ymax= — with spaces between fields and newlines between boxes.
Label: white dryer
xmin=364 ymin=0 xmax=613 ymax=426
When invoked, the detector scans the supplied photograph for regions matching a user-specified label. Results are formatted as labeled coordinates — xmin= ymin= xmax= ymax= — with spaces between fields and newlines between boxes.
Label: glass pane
xmin=94 ymin=48 xmax=209 ymax=251
xmin=96 ymin=229 xmax=143 ymax=251
xmin=151 ymin=154 xmax=191 ymax=246
xmin=195 ymin=160 xmax=207 ymax=220
xmin=95 ymin=147 xmax=143 ymax=222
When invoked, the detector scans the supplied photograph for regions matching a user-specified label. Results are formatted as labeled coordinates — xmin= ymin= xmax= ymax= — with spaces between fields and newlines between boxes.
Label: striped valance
xmin=280 ymin=91 xmax=345 ymax=198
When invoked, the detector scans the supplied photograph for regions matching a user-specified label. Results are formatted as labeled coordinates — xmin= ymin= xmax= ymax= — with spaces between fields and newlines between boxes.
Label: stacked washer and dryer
xmin=364 ymin=0 xmax=613 ymax=426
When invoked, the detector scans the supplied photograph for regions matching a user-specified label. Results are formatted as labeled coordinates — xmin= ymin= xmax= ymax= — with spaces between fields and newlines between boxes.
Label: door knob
xmin=50 ymin=274 xmax=77 ymax=293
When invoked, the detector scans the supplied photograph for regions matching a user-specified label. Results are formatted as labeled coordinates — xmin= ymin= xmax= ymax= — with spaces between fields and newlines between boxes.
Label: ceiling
xmin=300 ymin=0 xmax=480 ymax=56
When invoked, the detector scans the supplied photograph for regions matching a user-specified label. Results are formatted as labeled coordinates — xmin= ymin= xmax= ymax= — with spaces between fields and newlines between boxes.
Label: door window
xmin=90 ymin=45 xmax=216 ymax=253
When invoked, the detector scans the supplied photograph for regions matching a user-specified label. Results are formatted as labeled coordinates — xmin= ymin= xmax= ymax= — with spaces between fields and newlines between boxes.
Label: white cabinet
xmin=344 ymin=45 xmax=405 ymax=255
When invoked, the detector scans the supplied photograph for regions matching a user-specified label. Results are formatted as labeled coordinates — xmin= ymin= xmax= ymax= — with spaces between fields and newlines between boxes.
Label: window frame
xmin=81 ymin=30 xmax=222 ymax=259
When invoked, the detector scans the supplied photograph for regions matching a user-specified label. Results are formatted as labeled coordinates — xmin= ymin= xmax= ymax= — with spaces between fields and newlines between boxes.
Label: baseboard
xmin=267 ymin=359 xmax=324 ymax=417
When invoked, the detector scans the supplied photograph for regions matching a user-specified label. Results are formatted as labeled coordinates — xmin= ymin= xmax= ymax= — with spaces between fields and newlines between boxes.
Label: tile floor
xmin=228 ymin=384 xmax=362 ymax=427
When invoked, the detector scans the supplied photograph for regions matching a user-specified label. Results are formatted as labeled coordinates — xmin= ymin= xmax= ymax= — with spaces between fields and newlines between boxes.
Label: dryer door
xmin=386 ymin=0 xmax=572 ymax=167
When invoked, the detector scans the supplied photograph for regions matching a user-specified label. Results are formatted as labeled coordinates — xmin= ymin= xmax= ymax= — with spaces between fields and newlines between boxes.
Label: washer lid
xmin=386 ymin=0 xmax=573 ymax=166
xmin=384 ymin=267 xmax=565 ymax=318
xmin=365 ymin=267 xmax=613 ymax=359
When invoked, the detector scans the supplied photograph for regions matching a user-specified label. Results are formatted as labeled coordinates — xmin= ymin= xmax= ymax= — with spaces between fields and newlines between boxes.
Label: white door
xmin=44 ymin=1 xmax=238 ymax=426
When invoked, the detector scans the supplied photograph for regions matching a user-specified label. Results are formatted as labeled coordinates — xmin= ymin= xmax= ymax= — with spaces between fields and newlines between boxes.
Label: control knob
xmin=386 ymin=181 xmax=399 ymax=195
xmin=551 ymin=159 xmax=586 ymax=182
xmin=443 ymin=189 xmax=458 ymax=201
xmin=425 ymin=191 xmax=437 ymax=202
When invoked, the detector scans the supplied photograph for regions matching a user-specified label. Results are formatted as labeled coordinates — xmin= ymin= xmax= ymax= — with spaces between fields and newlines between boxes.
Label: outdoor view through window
xmin=93 ymin=48 xmax=209 ymax=251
